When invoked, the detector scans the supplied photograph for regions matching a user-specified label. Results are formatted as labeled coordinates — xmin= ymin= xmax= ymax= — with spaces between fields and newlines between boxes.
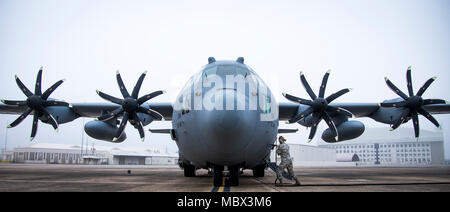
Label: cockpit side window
xmin=202 ymin=66 xmax=217 ymax=84
xmin=203 ymin=66 xmax=217 ymax=78
xmin=236 ymin=66 xmax=249 ymax=77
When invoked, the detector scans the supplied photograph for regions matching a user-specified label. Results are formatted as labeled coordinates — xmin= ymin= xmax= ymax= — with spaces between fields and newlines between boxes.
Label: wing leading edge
xmin=278 ymin=102 xmax=450 ymax=121
xmin=0 ymin=102 xmax=173 ymax=121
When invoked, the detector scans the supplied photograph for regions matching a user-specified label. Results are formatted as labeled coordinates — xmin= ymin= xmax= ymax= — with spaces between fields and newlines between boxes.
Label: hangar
xmin=336 ymin=153 xmax=360 ymax=162
xmin=9 ymin=143 xmax=178 ymax=165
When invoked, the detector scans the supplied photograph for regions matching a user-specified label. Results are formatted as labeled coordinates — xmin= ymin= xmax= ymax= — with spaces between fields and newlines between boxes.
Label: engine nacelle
xmin=321 ymin=120 xmax=365 ymax=143
xmin=43 ymin=106 xmax=79 ymax=124
xmin=369 ymin=98 xmax=409 ymax=125
xmin=84 ymin=120 xmax=127 ymax=143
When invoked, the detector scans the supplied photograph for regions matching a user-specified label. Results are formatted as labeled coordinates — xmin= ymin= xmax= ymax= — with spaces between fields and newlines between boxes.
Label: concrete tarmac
xmin=0 ymin=164 xmax=449 ymax=192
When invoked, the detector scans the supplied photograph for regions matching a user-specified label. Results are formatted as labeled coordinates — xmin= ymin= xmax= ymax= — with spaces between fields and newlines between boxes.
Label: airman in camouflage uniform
xmin=275 ymin=136 xmax=301 ymax=186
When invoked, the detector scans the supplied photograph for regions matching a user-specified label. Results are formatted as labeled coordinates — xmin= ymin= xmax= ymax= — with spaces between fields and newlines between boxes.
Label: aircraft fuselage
xmin=171 ymin=60 xmax=279 ymax=169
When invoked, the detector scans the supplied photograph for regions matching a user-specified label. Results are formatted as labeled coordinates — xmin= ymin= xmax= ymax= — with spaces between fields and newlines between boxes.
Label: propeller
xmin=1 ymin=67 xmax=69 ymax=141
xmin=380 ymin=66 xmax=447 ymax=140
xmin=95 ymin=71 xmax=166 ymax=142
xmin=283 ymin=70 xmax=353 ymax=142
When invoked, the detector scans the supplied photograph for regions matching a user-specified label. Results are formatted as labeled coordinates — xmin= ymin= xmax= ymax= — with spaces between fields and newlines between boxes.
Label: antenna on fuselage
xmin=236 ymin=57 xmax=244 ymax=64
xmin=208 ymin=57 xmax=216 ymax=64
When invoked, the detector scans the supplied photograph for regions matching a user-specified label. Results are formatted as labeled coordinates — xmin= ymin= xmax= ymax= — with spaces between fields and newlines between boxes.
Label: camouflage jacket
xmin=276 ymin=143 xmax=292 ymax=162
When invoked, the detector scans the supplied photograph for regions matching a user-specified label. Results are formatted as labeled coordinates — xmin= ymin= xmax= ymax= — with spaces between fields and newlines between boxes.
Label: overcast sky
xmin=1 ymin=0 xmax=449 ymax=158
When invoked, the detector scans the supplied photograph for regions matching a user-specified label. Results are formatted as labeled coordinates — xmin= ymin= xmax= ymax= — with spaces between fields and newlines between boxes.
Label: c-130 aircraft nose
xmin=199 ymin=91 xmax=259 ymax=158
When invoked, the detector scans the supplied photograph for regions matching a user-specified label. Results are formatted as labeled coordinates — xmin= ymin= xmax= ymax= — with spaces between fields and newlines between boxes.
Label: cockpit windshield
xmin=175 ymin=62 xmax=272 ymax=112
xmin=201 ymin=65 xmax=262 ymax=85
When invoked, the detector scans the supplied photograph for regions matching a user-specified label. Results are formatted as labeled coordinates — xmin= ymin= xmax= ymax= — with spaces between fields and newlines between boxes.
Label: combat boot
xmin=294 ymin=177 xmax=301 ymax=186
xmin=274 ymin=177 xmax=283 ymax=186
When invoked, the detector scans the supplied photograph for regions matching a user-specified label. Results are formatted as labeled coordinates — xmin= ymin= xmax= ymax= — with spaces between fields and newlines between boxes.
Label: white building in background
xmin=0 ymin=150 xmax=13 ymax=163
xmin=13 ymin=143 xmax=87 ymax=164
xmin=10 ymin=143 xmax=178 ymax=165
xmin=318 ymin=127 xmax=445 ymax=165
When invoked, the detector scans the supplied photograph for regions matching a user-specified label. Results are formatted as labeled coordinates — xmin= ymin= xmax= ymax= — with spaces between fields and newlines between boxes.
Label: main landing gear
xmin=183 ymin=163 xmax=196 ymax=177
xmin=252 ymin=164 xmax=266 ymax=177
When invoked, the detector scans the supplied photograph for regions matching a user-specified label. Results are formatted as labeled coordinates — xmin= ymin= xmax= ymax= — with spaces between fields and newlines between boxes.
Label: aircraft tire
xmin=252 ymin=164 xmax=265 ymax=177
xmin=183 ymin=163 xmax=196 ymax=177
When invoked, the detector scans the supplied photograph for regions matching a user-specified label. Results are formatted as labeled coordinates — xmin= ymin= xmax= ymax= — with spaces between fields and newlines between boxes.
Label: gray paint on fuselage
xmin=172 ymin=60 xmax=278 ymax=169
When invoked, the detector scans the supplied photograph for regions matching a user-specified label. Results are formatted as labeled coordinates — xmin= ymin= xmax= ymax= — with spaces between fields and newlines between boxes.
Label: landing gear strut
xmin=212 ymin=165 xmax=241 ymax=187
xmin=229 ymin=165 xmax=240 ymax=186
xmin=213 ymin=165 xmax=224 ymax=187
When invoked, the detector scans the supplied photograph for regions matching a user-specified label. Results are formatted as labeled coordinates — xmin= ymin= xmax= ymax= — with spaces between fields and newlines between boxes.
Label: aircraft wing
xmin=422 ymin=104 xmax=450 ymax=114
xmin=3 ymin=101 xmax=449 ymax=122
xmin=278 ymin=102 xmax=380 ymax=120
xmin=0 ymin=102 xmax=173 ymax=120
xmin=278 ymin=102 xmax=450 ymax=121
xmin=0 ymin=103 xmax=28 ymax=115
xmin=70 ymin=102 xmax=173 ymax=120
xmin=278 ymin=101 xmax=450 ymax=142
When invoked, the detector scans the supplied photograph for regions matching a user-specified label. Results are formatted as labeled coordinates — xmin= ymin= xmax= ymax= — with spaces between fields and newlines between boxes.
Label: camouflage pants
xmin=276 ymin=159 xmax=297 ymax=180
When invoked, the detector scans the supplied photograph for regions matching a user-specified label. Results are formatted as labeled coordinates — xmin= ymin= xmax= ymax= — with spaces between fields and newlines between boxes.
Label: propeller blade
xmin=326 ymin=106 xmax=353 ymax=118
xmin=30 ymin=113 xmax=39 ymax=141
xmin=137 ymin=90 xmax=166 ymax=105
xmin=35 ymin=68 xmax=43 ymax=96
xmin=137 ymin=106 xmax=164 ymax=121
xmin=96 ymin=107 xmax=124 ymax=122
xmin=113 ymin=112 xmax=129 ymax=142
xmin=318 ymin=70 xmax=330 ymax=98
xmin=325 ymin=88 xmax=351 ymax=103
xmin=423 ymin=99 xmax=447 ymax=105
xmin=286 ymin=107 xmax=314 ymax=124
xmin=42 ymin=109 xmax=59 ymax=131
xmin=96 ymin=90 xmax=123 ymax=105
xmin=1 ymin=100 xmax=27 ymax=106
xmin=116 ymin=71 xmax=131 ymax=98
xmin=15 ymin=75 xmax=33 ymax=97
xmin=43 ymin=101 xmax=70 ymax=107
xmin=323 ymin=112 xmax=338 ymax=139
xmin=383 ymin=69 xmax=443 ymax=140
xmin=411 ymin=111 xmax=420 ymax=139
xmin=391 ymin=108 xmax=410 ymax=130
xmin=307 ymin=122 xmax=319 ymax=143
xmin=132 ymin=71 xmax=147 ymax=99
xmin=416 ymin=77 xmax=436 ymax=97
xmin=282 ymin=93 xmax=313 ymax=106
xmin=42 ymin=79 xmax=65 ymax=100
xmin=8 ymin=108 xmax=32 ymax=128
xmin=385 ymin=77 xmax=409 ymax=100
xmin=299 ymin=72 xmax=317 ymax=100
xmin=406 ymin=66 xmax=414 ymax=97
xmin=132 ymin=112 xmax=145 ymax=142
xmin=417 ymin=108 xmax=440 ymax=128
xmin=380 ymin=101 xmax=407 ymax=108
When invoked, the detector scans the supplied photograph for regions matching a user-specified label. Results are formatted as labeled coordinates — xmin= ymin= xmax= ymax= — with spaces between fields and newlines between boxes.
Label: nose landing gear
xmin=213 ymin=165 xmax=224 ymax=187
xmin=213 ymin=165 xmax=240 ymax=187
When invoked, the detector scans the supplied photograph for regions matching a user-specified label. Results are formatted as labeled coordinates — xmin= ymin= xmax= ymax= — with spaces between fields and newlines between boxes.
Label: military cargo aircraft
xmin=1 ymin=57 xmax=449 ymax=186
